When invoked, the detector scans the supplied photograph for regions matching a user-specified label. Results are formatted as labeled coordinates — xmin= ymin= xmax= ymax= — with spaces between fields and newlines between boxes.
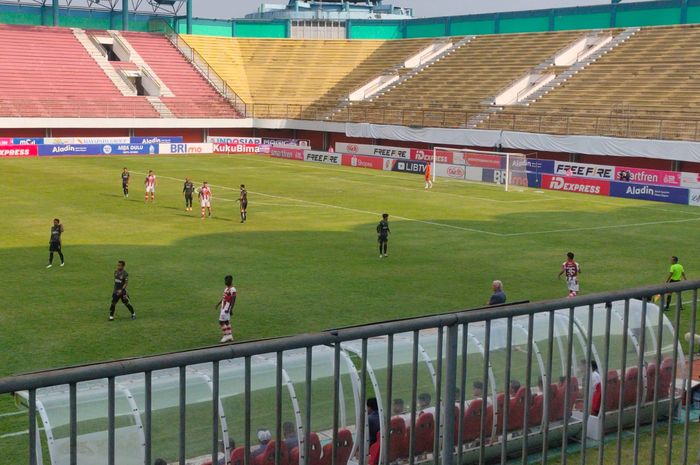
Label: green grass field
xmin=1 ymin=153 xmax=699 ymax=464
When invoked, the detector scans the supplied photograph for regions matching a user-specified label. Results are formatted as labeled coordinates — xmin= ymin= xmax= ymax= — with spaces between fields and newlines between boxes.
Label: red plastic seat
xmin=231 ymin=447 xmax=246 ymax=465
xmin=368 ymin=432 xmax=381 ymax=465
xmin=255 ymin=441 xmax=289 ymax=465
xmin=605 ymin=371 xmax=620 ymax=411
xmin=547 ymin=384 xmax=563 ymax=422
xmin=507 ymin=386 xmax=527 ymax=431
xmin=463 ymin=399 xmax=492 ymax=442
xmin=321 ymin=429 xmax=354 ymax=465
xmin=412 ymin=411 xmax=434 ymax=454
xmin=623 ymin=367 xmax=639 ymax=406
xmin=658 ymin=358 xmax=674 ymax=399
xmin=528 ymin=393 xmax=544 ymax=427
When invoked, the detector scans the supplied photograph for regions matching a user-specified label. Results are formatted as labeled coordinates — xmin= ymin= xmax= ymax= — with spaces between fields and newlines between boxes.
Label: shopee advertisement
xmin=341 ymin=154 xmax=385 ymax=170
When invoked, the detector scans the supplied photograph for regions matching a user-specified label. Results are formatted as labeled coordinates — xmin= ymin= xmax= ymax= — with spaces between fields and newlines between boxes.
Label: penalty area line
xmin=140 ymin=172 xmax=504 ymax=237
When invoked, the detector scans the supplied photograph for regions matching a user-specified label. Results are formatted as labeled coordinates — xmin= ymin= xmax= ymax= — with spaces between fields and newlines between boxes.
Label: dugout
xmin=14 ymin=301 xmax=686 ymax=465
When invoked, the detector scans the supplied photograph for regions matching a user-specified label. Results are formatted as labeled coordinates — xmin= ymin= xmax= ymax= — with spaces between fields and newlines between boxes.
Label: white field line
xmin=0 ymin=411 xmax=24 ymax=418
xmin=132 ymin=171 xmax=700 ymax=238
xmin=137 ymin=171 xmax=504 ymax=237
xmin=0 ymin=427 xmax=44 ymax=439
xmin=502 ymin=216 xmax=700 ymax=237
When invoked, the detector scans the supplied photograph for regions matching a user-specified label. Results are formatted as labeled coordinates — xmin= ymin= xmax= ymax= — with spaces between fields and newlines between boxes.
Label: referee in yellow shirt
xmin=665 ymin=255 xmax=687 ymax=310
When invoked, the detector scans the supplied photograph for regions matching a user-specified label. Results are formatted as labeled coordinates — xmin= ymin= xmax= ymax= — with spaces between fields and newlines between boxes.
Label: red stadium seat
xmin=605 ymin=371 xmax=620 ymax=411
xmin=255 ymin=441 xmax=289 ymax=465
xmin=557 ymin=377 xmax=579 ymax=416
xmin=623 ymin=367 xmax=639 ymax=406
xmin=368 ymin=432 xmax=381 ymax=465
xmin=412 ymin=411 xmax=434 ymax=455
xmin=463 ymin=399 xmax=492 ymax=442
xmin=528 ymin=393 xmax=544 ymax=427
xmin=387 ymin=417 xmax=408 ymax=460
xmin=231 ymin=447 xmax=246 ymax=465
xmin=547 ymin=384 xmax=563 ymax=422
xmin=507 ymin=386 xmax=527 ymax=431
xmin=659 ymin=358 xmax=674 ymax=399
xmin=321 ymin=429 xmax=354 ymax=465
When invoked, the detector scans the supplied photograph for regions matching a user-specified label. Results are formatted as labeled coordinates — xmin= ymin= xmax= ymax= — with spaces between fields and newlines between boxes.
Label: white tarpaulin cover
xmin=345 ymin=123 xmax=700 ymax=162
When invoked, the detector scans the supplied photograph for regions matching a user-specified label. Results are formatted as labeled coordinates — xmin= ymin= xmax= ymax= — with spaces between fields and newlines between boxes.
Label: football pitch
xmin=1 ymin=153 xmax=700 ymax=461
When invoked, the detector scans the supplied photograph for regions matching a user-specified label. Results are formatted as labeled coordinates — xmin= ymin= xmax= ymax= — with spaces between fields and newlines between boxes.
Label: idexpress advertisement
xmin=336 ymin=142 xmax=411 ymax=159
xmin=554 ymin=161 xmax=614 ymax=179
xmin=610 ymin=181 xmax=689 ymax=205
xmin=409 ymin=148 xmax=435 ymax=162
xmin=541 ymin=174 xmax=611 ymax=196
xmin=614 ymin=166 xmax=681 ymax=186
xmin=39 ymin=144 xmax=158 ymax=156
xmin=341 ymin=154 xmax=385 ymax=170
xmin=207 ymin=136 xmax=262 ymax=145
xmin=158 ymin=143 xmax=213 ymax=155
xmin=270 ymin=146 xmax=304 ymax=161
xmin=304 ymin=150 xmax=340 ymax=165
xmin=386 ymin=159 xmax=427 ymax=175
xmin=214 ymin=143 xmax=271 ymax=154
xmin=0 ymin=144 xmax=38 ymax=157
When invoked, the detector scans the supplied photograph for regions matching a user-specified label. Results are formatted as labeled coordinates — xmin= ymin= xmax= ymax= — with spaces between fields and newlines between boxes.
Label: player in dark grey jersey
xmin=109 ymin=260 xmax=135 ymax=321
xmin=46 ymin=218 xmax=65 ymax=268
xmin=183 ymin=177 xmax=195 ymax=212
xmin=376 ymin=213 xmax=390 ymax=258
xmin=236 ymin=184 xmax=248 ymax=223
xmin=121 ymin=168 xmax=130 ymax=198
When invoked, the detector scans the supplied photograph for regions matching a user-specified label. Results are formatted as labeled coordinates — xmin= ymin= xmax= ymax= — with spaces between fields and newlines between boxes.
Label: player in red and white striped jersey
xmin=558 ymin=252 xmax=581 ymax=297
xmin=215 ymin=275 xmax=237 ymax=342
xmin=199 ymin=181 xmax=212 ymax=219
xmin=144 ymin=170 xmax=157 ymax=202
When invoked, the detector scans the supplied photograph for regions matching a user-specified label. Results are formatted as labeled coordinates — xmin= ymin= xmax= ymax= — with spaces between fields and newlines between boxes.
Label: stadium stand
xmin=179 ymin=35 xmax=434 ymax=118
xmin=0 ymin=25 xmax=158 ymax=118
xmin=341 ymin=30 xmax=583 ymax=127
xmin=481 ymin=25 xmax=700 ymax=140
xmin=121 ymin=31 xmax=239 ymax=118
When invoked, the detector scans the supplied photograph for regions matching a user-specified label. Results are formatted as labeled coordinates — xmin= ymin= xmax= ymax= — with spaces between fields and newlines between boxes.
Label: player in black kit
xmin=376 ymin=213 xmax=390 ymax=258
xmin=236 ymin=184 xmax=248 ymax=223
xmin=46 ymin=218 xmax=65 ymax=268
xmin=183 ymin=177 xmax=195 ymax=211
xmin=109 ymin=260 xmax=136 ymax=321
xmin=121 ymin=167 xmax=130 ymax=198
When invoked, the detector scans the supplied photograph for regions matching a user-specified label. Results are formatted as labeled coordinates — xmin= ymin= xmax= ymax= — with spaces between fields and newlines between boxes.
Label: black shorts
xmin=111 ymin=290 xmax=130 ymax=304
xmin=378 ymin=235 xmax=388 ymax=243
xmin=49 ymin=242 xmax=61 ymax=252
xmin=241 ymin=201 xmax=248 ymax=210
xmin=122 ymin=182 xmax=128 ymax=188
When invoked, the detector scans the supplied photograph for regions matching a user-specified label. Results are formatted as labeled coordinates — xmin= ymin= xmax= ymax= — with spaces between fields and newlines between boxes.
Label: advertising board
xmin=270 ymin=147 xmax=305 ymax=160
xmin=341 ymin=154 xmax=385 ymax=170
xmin=263 ymin=138 xmax=311 ymax=147
xmin=610 ymin=181 xmax=688 ymax=204
xmin=554 ymin=161 xmax=614 ymax=179
xmin=39 ymin=144 xmax=157 ymax=156
xmin=0 ymin=145 xmax=38 ymax=157
xmin=158 ymin=143 xmax=213 ymax=155
xmin=207 ymin=136 xmax=262 ymax=144
xmin=688 ymin=189 xmax=700 ymax=207
xmin=304 ymin=150 xmax=340 ymax=165
xmin=389 ymin=159 xmax=427 ymax=175
xmin=214 ymin=143 xmax=271 ymax=154
xmin=541 ymin=174 xmax=611 ymax=195
xmin=681 ymin=172 xmax=700 ymax=189
xmin=614 ymin=167 xmax=681 ymax=186
xmin=336 ymin=142 xmax=411 ymax=159
xmin=526 ymin=159 xmax=555 ymax=174
xmin=44 ymin=137 xmax=131 ymax=145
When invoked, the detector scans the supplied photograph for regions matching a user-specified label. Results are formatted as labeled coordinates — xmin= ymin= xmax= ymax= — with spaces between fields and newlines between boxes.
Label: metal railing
xmin=0 ymin=281 xmax=697 ymax=465
xmin=148 ymin=18 xmax=249 ymax=118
